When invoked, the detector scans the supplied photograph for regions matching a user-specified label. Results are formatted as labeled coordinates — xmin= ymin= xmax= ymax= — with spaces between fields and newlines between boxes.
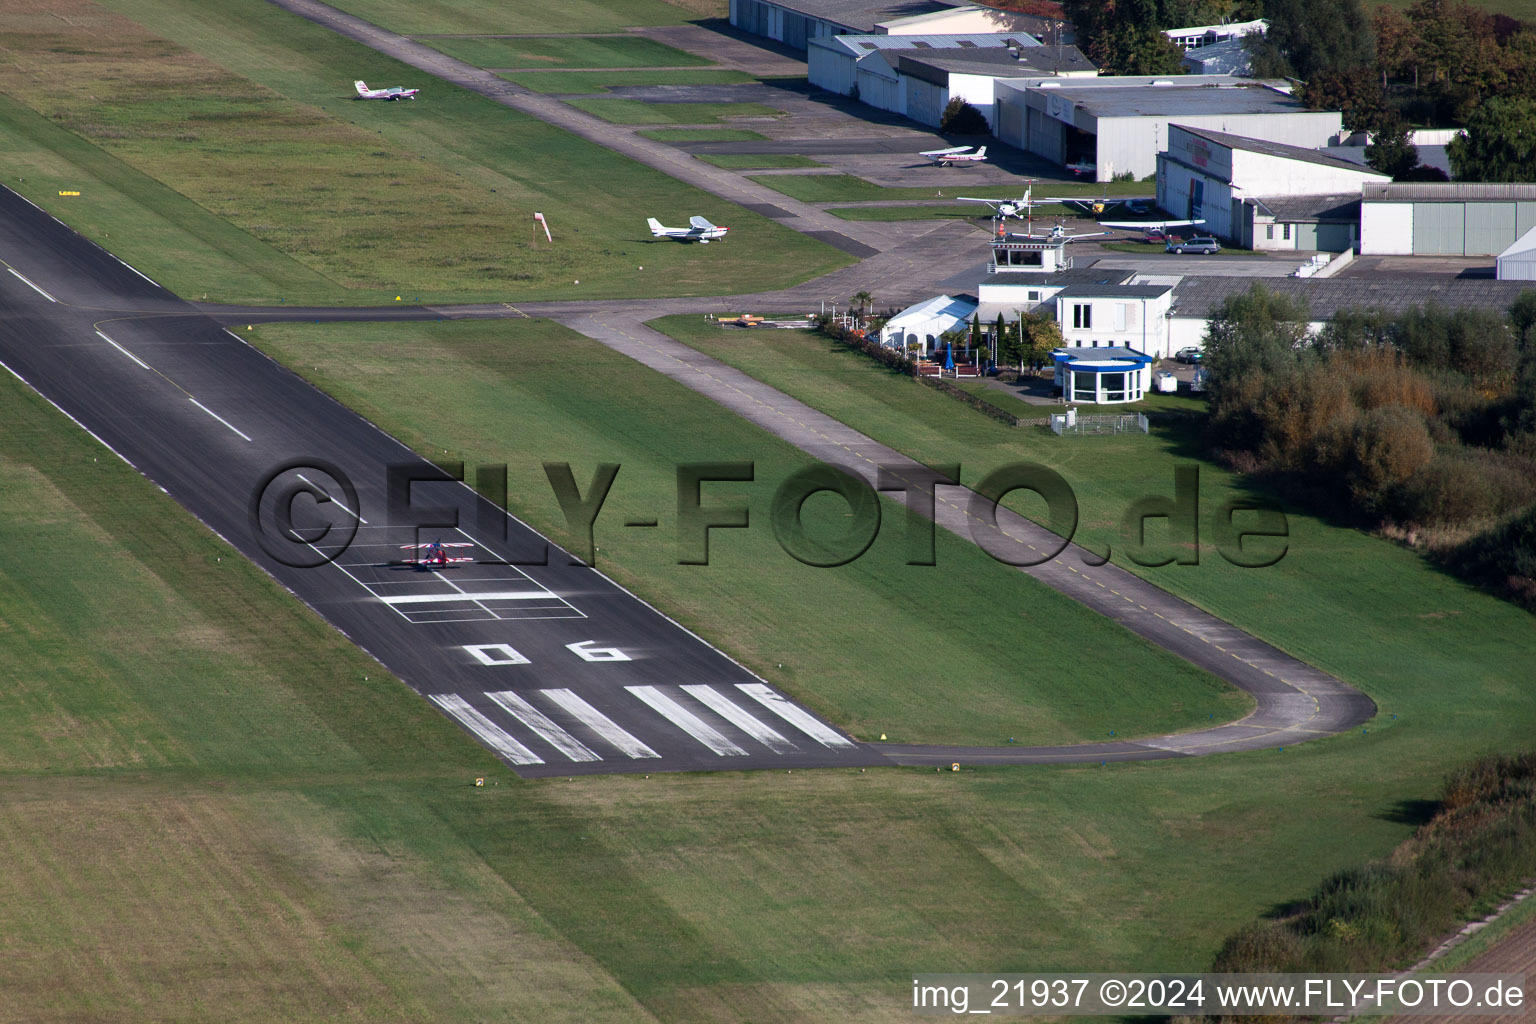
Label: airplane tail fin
xmin=354 ymin=81 xmax=368 ymax=95
xmin=974 ymin=147 xmax=987 ymax=159
xmin=647 ymin=217 xmax=665 ymax=234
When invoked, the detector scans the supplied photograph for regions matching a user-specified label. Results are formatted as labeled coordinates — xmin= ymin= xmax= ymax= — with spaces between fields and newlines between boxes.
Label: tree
xmin=1372 ymin=4 xmax=1420 ymax=87
xmin=1448 ymin=96 xmax=1536 ymax=181
xmin=1365 ymin=117 xmax=1422 ymax=178
xmin=1019 ymin=310 xmax=1063 ymax=372
xmin=1098 ymin=23 xmax=1187 ymax=75
xmin=1507 ymin=290 xmax=1536 ymax=351
xmin=1258 ymin=0 xmax=1375 ymax=80
xmin=939 ymin=98 xmax=989 ymax=135
xmin=1301 ymin=66 xmax=1388 ymax=133
xmin=1202 ymin=284 xmax=1314 ymax=447
xmin=1061 ymin=0 xmax=1185 ymax=76
xmin=851 ymin=290 xmax=873 ymax=318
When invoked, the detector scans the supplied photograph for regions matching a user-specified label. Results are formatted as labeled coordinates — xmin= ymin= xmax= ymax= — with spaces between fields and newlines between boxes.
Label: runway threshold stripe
xmin=428 ymin=694 xmax=544 ymax=765
xmin=541 ymin=689 xmax=659 ymax=759
xmin=8 ymin=268 xmax=56 ymax=302
xmin=485 ymin=690 xmax=600 ymax=762
xmin=95 ymin=330 xmax=149 ymax=370
xmin=736 ymin=683 xmax=856 ymax=748
xmin=188 ymin=397 xmax=252 ymax=442
xmin=627 ymin=686 xmax=748 ymax=756
xmin=379 ymin=590 xmax=550 ymax=605
xmin=681 ymin=684 xmax=797 ymax=753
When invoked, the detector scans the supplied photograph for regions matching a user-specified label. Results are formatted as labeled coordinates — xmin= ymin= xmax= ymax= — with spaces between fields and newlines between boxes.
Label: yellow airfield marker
xmin=58 ymin=190 xmax=81 ymax=196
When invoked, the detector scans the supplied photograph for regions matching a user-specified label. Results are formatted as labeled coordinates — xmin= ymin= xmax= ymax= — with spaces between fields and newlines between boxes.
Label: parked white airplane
xmin=921 ymin=145 xmax=987 ymax=166
xmin=648 ymin=215 xmax=728 ymax=243
xmin=1099 ymin=217 xmax=1206 ymax=231
xmin=1013 ymin=221 xmax=1109 ymax=243
xmin=957 ymin=184 xmax=1077 ymax=218
xmin=354 ymin=80 xmax=419 ymax=100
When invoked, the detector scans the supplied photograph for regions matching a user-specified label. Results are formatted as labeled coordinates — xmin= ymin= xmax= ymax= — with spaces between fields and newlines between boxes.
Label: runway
xmin=0 ymin=183 xmax=1375 ymax=773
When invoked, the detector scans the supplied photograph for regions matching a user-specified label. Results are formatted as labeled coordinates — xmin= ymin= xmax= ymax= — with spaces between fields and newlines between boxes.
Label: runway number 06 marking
xmin=566 ymin=640 xmax=631 ymax=662
xmin=461 ymin=641 xmax=631 ymax=665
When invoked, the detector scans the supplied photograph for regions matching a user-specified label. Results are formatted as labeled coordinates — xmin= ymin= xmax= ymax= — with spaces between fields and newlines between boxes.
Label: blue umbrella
xmin=943 ymin=345 xmax=955 ymax=371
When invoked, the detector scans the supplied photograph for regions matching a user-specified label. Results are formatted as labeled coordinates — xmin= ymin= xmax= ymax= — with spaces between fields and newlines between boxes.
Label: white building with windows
xmin=1163 ymin=18 xmax=1266 ymax=51
xmin=1053 ymin=347 xmax=1156 ymax=404
xmin=1053 ymin=283 xmax=1175 ymax=358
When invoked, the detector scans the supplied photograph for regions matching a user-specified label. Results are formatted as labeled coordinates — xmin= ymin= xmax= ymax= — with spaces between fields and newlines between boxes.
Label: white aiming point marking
xmin=566 ymin=640 xmax=631 ymax=662
xmin=463 ymin=643 xmax=530 ymax=666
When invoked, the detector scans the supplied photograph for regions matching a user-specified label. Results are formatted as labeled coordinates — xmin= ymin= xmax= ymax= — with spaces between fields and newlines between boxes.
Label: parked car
xmin=1175 ymin=347 xmax=1203 ymax=363
xmin=1167 ymin=236 xmax=1221 ymax=255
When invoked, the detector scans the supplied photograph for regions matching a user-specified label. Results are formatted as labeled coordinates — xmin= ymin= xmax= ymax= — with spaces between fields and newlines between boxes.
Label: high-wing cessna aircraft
xmin=957 ymin=184 xmax=1079 ymax=219
xmin=355 ymin=80 xmax=419 ymax=100
xmin=1013 ymin=221 xmax=1110 ymax=243
xmin=647 ymin=216 xmax=729 ymax=243
xmin=920 ymin=145 xmax=988 ymax=166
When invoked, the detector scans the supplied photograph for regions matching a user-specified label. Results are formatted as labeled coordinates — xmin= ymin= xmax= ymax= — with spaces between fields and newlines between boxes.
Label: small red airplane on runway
xmin=400 ymin=540 xmax=474 ymax=567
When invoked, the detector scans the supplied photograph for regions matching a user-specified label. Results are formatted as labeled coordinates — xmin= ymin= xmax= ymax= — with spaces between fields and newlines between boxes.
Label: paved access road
xmin=0 ymin=186 xmax=1375 ymax=774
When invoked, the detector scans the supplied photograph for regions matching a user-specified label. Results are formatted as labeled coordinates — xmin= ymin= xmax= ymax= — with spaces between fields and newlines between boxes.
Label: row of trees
xmin=1058 ymin=0 xmax=1264 ymax=75
xmin=1202 ymin=285 xmax=1536 ymax=604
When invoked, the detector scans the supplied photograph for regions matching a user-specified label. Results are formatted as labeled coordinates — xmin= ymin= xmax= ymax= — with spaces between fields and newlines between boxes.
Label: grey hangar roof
xmin=1027 ymin=83 xmax=1306 ymax=119
xmin=1171 ymin=125 xmax=1387 ymax=174
xmin=757 ymin=0 xmax=965 ymax=33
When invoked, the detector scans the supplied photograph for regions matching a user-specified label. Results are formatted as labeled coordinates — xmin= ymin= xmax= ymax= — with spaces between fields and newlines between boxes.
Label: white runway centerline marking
xmin=627 ymin=685 xmax=747 ymax=757
xmin=428 ymin=693 xmax=543 ymax=765
xmin=95 ymin=330 xmax=149 ymax=370
xmin=486 ymin=690 xmax=600 ymax=763
xmin=736 ymin=683 xmax=856 ymax=748
xmin=379 ymin=590 xmax=553 ymax=605
xmin=540 ymin=689 xmax=659 ymax=759
xmin=681 ymin=684 xmax=797 ymax=753
xmin=8 ymin=267 xmax=56 ymax=302
xmin=188 ymin=397 xmax=252 ymax=442
xmin=296 ymin=473 xmax=367 ymax=523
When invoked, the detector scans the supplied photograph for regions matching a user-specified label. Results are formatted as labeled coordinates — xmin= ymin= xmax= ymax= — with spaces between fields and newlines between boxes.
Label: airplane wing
xmin=400 ymin=543 xmax=474 ymax=549
xmin=956 ymin=197 xmax=1004 ymax=205
xmin=920 ymin=146 xmax=971 ymax=157
xmin=1099 ymin=219 xmax=1205 ymax=230
xmin=689 ymin=215 xmax=717 ymax=230
xmin=1062 ymin=231 xmax=1111 ymax=241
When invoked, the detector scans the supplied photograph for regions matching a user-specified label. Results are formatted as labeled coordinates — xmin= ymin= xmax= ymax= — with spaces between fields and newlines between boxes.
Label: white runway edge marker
xmin=485 ymin=690 xmax=600 ymax=763
xmin=736 ymin=683 xmax=856 ymax=748
xmin=428 ymin=693 xmax=544 ymax=765
xmin=8 ymin=267 xmax=57 ymax=302
xmin=540 ymin=689 xmax=659 ymax=759
xmin=627 ymin=685 xmax=748 ymax=756
xmin=681 ymin=684 xmax=798 ymax=754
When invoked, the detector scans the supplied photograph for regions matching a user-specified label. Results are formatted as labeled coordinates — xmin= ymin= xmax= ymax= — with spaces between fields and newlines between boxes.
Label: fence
xmin=1048 ymin=411 xmax=1150 ymax=436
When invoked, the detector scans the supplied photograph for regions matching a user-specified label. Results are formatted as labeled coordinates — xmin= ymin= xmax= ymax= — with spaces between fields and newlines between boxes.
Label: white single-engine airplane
xmin=1099 ymin=217 xmax=1206 ymax=232
xmin=355 ymin=80 xmax=419 ymax=100
xmin=957 ymin=184 xmax=1079 ymax=219
xmin=921 ymin=145 xmax=988 ymax=166
xmin=648 ymin=216 xmax=728 ymax=243
xmin=1012 ymin=221 xmax=1110 ymax=243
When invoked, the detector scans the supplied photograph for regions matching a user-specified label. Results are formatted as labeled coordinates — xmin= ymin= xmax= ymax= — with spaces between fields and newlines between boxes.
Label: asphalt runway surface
xmin=0 ymin=187 xmax=880 ymax=778
xmin=0 ymin=184 xmax=1378 ymax=774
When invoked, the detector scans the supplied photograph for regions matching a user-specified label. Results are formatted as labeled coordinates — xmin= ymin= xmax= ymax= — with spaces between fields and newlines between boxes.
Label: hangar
xmin=807 ymin=32 xmax=1057 ymax=100
xmin=1157 ymin=125 xmax=1389 ymax=251
xmin=1360 ymin=183 xmax=1536 ymax=257
xmin=730 ymin=0 xmax=1046 ymax=51
xmin=867 ymin=48 xmax=1097 ymax=127
xmin=992 ymin=76 xmax=1340 ymax=182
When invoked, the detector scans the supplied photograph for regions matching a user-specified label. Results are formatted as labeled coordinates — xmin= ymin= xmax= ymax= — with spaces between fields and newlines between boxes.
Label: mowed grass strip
xmin=325 ymin=0 xmax=703 ymax=34
xmin=647 ymin=316 xmax=1536 ymax=716
xmin=500 ymin=68 xmax=756 ymax=94
xmin=748 ymin=173 xmax=1148 ymax=204
xmin=639 ymin=127 xmax=768 ymax=141
xmin=250 ymin=317 xmax=1246 ymax=746
xmin=0 ymin=371 xmax=657 ymax=1023
xmin=5 ymin=338 xmax=1535 ymax=1018
xmin=568 ymin=98 xmax=785 ymax=123
xmin=695 ymin=152 xmax=821 ymax=169
xmin=422 ymin=34 xmax=710 ymax=69
xmin=828 ymin=204 xmax=992 ymax=221
xmin=0 ymin=0 xmax=848 ymax=303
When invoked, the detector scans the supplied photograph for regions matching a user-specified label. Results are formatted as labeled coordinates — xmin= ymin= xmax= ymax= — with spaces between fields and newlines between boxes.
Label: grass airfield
xmin=0 ymin=0 xmax=846 ymax=305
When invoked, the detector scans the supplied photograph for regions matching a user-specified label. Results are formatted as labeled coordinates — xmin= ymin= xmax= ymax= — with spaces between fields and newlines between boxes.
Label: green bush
xmin=938 ymin=97 xmax=989 ymax=135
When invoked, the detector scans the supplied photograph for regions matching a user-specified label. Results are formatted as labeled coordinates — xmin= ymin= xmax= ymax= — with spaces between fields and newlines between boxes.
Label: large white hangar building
xmin=992 ymin=76 xmax=1342 ymax=182
xmin=730 ymin=0 xmax=1050 ymax=51
xmin=1360 ymin=183 xmax=1536 ymax=256
xmin=808 ymin=32 xmax=1051 ymax=97
xmin=1157 ymin=125 xmax=1389 ymax=251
